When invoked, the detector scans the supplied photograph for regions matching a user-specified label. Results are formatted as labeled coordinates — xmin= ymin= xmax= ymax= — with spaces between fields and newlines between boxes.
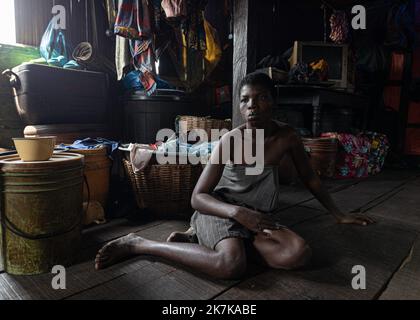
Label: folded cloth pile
xmin=59 ymin=138 xmax=119 ymax=156
xmin=160 ymin=134 xmax=218 ymax=156
xmin=129 ymin=134 xmax=218 ymax=173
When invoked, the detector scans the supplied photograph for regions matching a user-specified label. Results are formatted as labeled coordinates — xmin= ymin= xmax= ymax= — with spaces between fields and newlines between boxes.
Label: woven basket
xmin=123 ymin=159 xmax=203 ymax=219
xmin=177 ymin=116 xmax=232 ymax=140
xmin=303 ymin=138 xmax=338 ymax=178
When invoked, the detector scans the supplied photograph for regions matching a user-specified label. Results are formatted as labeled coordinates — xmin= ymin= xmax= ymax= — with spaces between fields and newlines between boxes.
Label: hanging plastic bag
xmin=39 ymin=18 xmax=79 ymax=69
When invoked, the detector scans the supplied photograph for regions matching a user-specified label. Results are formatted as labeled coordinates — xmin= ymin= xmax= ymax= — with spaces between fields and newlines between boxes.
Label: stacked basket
xmin=176 ymin=116 xmax=232 ymax=140
xmin=303 ymin=137 xmax=338 ymax=178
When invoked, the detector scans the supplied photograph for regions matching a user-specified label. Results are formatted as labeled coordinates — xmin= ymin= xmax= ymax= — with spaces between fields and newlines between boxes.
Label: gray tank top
xmin=213 ymin=164 xmax=280 ymax=213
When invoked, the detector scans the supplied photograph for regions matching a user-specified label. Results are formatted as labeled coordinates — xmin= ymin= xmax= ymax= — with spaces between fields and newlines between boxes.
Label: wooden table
xmin=275 ymin=85 xmax=370 ymax=137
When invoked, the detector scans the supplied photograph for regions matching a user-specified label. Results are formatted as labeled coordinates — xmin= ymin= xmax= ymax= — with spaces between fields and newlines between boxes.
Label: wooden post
xmin=232 ymin=0 xmax=257 ymax=127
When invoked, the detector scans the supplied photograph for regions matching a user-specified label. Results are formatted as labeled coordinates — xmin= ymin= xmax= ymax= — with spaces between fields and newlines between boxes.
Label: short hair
xmin=239 ymin=72 xmax=277 ymax=99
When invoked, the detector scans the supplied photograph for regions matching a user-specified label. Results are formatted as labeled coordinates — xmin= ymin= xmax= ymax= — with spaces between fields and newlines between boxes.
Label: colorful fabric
xmin=361 ymin=132 xmax=390 ymax=175
xmin=322 ymin=133 xmax=370 ymax=179
xmin=122 ymin=70 xmax=174 ymax=91
xmin=115 ymin=0 xmax=157 ymax=95
xmin=322 ymin=132 xmax=390 ymax=178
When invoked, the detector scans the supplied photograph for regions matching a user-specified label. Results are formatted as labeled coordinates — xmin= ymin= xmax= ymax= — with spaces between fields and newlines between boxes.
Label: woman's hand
xmin=335 ymin=213 xmax=375 ymax=226
xmin=233 ymin=207 xmax=284 ymax=233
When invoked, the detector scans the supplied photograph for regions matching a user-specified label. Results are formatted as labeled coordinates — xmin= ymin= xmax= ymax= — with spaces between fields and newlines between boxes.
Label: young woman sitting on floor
xmin=95 ymin=72 xmax=374 ymax=280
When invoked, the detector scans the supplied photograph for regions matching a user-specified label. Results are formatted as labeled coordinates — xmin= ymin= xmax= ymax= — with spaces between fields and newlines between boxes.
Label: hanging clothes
xmin=164 ymin=0 xmax=209 ymax=92
xmin=182 ymin=0 xmax=208 ymax=51
xmin=385 ymin=2 xmax=416 ymax=50
xmin=114 ymin=0 xmax=157 ymax=95
xmin=165 ymin=19 xmax=222 ymax=91
xmin=115 ymin=35 xmax=131 ymax=80
xmin=166 ymin=25 xmax=205 ymax=92
xmin=204 ymin=19 xmax=222 ymax=76
xmin=329 ymin=10 xmax=350 ymax=44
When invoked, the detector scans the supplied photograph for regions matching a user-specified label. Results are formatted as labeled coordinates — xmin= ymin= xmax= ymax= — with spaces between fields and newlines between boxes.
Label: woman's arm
xmin=191 ymin=135 xmax=239 ymax=220
xmin=288 ymin=130 xmax=374 ymax=226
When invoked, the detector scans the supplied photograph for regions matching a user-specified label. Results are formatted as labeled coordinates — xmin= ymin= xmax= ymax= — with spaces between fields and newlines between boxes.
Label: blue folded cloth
xmin=159 ymin=138 xmax=218 ymax=157
xmin=59 ymin=138 xmax=119 ymax=156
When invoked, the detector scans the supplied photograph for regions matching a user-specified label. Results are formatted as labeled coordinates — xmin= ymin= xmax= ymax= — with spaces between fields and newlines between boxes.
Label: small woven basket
xmin=177 ymin=116 xmax=232 ymax=140
xmin=123 ymin=158 xmax=203 ymax=219
xmin=303 ymin=138 xmax=338 ymax=178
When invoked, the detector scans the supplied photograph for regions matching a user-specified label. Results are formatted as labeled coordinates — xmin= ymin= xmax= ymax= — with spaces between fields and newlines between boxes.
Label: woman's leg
xmin=95 ymin=234 xmax=247 ymax=280
xmin=252 ymin=228 xmax=312 ymax=270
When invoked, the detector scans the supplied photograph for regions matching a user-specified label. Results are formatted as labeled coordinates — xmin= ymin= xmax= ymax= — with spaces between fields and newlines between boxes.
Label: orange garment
xmin=389 ymin=52 xmax=405 ymax=81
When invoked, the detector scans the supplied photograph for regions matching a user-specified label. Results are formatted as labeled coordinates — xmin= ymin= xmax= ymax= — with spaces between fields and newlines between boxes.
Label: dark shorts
xmin=190 ymin=210 xmax=286 ymax=250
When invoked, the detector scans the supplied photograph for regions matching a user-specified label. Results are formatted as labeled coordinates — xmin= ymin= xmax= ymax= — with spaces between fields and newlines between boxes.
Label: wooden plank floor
xmin=0 ymin=169 xmax=419 ymax=300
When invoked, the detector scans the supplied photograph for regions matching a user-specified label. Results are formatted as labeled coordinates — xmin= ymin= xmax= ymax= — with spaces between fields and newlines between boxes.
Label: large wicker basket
xmin=123 ymin=159 xmax=203 ymax=219
xmin=177 ymin=116 xmax=232 ymax=140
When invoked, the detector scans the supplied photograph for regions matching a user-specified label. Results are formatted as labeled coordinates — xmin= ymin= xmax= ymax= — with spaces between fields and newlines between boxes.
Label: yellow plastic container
xmin=13 ymin=136 xmax=56 ymax=162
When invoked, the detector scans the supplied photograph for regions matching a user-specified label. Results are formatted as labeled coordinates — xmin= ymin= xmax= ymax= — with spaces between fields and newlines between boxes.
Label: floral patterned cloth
xmin=321 ymin=132 xmax=389 ymax=179
xmin=361 ymin=132 xmax=390 ymax=175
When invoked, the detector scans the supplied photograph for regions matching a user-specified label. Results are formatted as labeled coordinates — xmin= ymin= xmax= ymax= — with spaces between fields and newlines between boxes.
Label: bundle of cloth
xmin=360 ymin=132 xmax=390 ymax=175
xmin=129 ymin=133 xmax=218 ymax=172
xmin=58 ymin=138 xmax=120 ymax=156
xmin=114 ymin=0 xmax=161 ymax=95
xmin=321 ymin=132 xmax=390 ymax=179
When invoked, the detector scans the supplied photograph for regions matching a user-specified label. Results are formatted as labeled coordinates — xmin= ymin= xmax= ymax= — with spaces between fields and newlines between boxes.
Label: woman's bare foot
xmin=95 ymin=233 xmax=145 ymax=270
xmin=167 ymin=227 xmax=197 ymax=243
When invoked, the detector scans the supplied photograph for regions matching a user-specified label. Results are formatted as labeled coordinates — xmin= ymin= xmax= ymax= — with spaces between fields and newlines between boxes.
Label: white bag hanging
xmin=161 ymin=0 xmax=187 ymax=20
